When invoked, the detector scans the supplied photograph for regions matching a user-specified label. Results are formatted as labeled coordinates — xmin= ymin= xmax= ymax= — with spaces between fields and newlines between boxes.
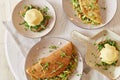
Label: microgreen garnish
xmin=49 ymin=45 xmax=58 ymax=49
xmin=60 ymin=51 xmax=67 ymax=58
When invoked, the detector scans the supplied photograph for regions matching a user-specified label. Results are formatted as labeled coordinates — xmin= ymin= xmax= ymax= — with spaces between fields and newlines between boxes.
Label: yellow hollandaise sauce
xmin=24 ymin=9 xmax=43 ymax=26
xmin=100 ymin=44 xmax=119 ymax=64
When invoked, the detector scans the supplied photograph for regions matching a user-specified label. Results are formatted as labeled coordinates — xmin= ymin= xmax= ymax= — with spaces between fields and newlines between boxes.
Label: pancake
xmin=79 ymin=0 xmax=101 ymax=24
xmin=72 ymin=0 xmax=102 ymax=25
xmin=26 ymin=42 xmax=73 ymax=79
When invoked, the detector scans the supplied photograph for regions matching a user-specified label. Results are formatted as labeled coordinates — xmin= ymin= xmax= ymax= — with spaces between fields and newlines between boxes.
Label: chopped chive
xmin=60 ymin=51 xmax=67 ymax=58
xmin=32 ymin=69 xmax=36 ymax=74
xmin=49 ymin=45 xmax=58 ymax=49
xmin=93 ymin=42 xmax=96 ymax=45
xmin=76 ymin=73 xmax=82 ymax=76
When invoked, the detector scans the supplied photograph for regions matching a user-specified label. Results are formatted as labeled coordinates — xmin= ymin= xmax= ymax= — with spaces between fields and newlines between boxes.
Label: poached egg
xmin=24 ymin=9 xmax=43 ymax=26
xmin=100 ymin=44 xmax=119 ymax=64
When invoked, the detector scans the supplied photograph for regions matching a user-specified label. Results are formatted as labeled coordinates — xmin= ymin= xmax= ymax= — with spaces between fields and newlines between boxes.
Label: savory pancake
xmin=79 ymin=0 xmax=102 ymax=24
xmin=72 ymin=0 xmax=102 ymax=25
xmin=26 ymin=42 xmax=73 ymax=79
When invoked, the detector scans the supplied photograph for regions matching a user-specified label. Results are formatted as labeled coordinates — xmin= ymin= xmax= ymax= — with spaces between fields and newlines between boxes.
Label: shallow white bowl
xmin=63 ymin=0 xmax=117 ymax=29
xmin=12 ymin=0 xmax=56 ymax=38
xmin=71 ymin=30 xmax=120 ymax=79
xmin=25 ymin=37 xmax=83 ymax=80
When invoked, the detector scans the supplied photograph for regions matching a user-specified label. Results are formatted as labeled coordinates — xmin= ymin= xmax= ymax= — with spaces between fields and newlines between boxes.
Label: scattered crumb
xmin=49 ymin=50 xmax=53 ymax=52
xmin=76 ymin=73 xmax=82 ymax=76
xmin=101 ymin=7 xmax=106 ymax=10
xmin=36 ymin=47 xmax=39 ymax=50
xmin=42 ymin=52 xmax=45 ymax=54
xmin=58 ymin=42 xmax=62 ymax=45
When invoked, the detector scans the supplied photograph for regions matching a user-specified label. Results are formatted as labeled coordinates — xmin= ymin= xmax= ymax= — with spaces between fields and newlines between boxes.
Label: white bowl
xmin=63 ymin=0 xmax=117 ymax=29
xmin=12 ymin=0 xmax=56 ymax=38
xmin=71 ymin=30 xmax=120 ymax=79
xmin=25 ymin=37 xmax=83 ymax=80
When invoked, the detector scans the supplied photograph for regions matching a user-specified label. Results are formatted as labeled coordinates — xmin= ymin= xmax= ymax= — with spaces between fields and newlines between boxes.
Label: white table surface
xmin=0 ymin=0 xmax=15 ymax=80
xmin=1 ymin=0 xmax=120 ymax=80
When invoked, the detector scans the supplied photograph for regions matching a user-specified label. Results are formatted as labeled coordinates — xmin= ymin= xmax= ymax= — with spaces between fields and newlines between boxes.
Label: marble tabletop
xmin=0 ymin=0 xmax=120 ymax=80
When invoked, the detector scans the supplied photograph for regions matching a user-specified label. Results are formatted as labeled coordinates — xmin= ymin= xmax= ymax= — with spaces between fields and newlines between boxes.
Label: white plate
xmin=12 ymin=0 xmax=56 ymax=38
xmin=5 ymin=32 xmax=26 ymax=80
xmin=62 ymin=0 xmax=117 ymax=29
xmin=71 ymin=30 xmax=120 ymax=79
xmin=25 ymin=37 xmax=83 ymax=80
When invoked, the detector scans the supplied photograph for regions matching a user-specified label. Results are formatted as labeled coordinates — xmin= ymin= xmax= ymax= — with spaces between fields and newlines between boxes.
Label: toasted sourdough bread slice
xmin=26 ymin=42 xmax=73 ymax=79
xmin=79 ymin=0 xmax=102 ymax=24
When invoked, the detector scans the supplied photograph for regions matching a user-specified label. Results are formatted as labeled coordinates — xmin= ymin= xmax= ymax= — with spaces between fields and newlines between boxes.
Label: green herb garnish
xmin=71 ymin=0 xmax=100 ymax=25
xmin=42 ymin=6 xmax=49 ymax=13
xmin=76 ymin=73 xmax=82 ymax=76
xmin=49 ymin=45 xmax=58 ymax=49
xmin=32 ymin=69 xmax=36 ymax=74
xmin=95 ymin=63 xmax=101 ymax=67
xmin=101 ymin=61 xmax=118 ymax=66
xmin=36 ymin=50 xmax=78 ymax=80
xmin=98 ymin=39 xmax=118 ymax=51
xmin=44 ymin=62 xmax=49 ymax=70
xmin=60 ymin=51 xmax=67 ymax=58
xmin=40 ymin=62 xmax=50 ymax=70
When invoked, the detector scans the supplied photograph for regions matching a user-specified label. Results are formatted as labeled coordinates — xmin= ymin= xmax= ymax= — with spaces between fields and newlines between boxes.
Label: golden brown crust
xmin=26 ymin=42 xmax=73 ymax=79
